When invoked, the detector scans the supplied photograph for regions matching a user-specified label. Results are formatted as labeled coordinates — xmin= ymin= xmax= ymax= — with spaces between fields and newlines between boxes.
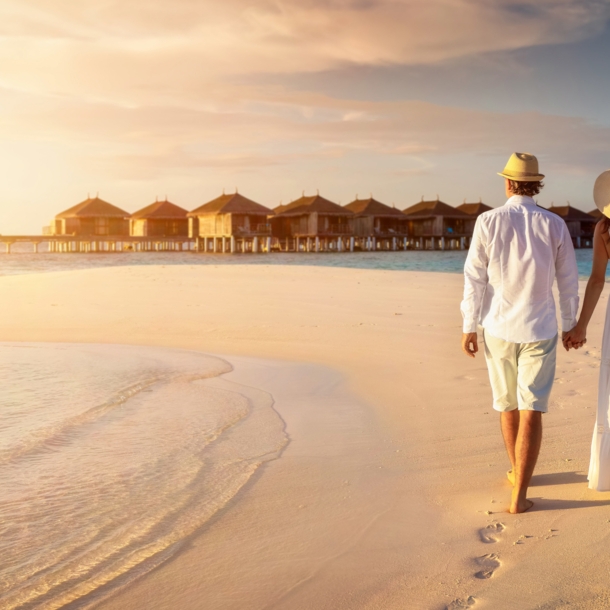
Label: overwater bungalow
xmin=130 ymin=199 xmax=188 ymax=237
xmin=402 ymin=198 xmax=472 ymax=250
xmin=547 ymin=203 xmax=597 ymax=248
xmin=456 ymin=201 xmax=493 ymax=216
xmin=589 ymin=208 xmax=603 ymax=220
xmin=187 ymin=192 xmax=274 ymax=253
xmin=271 ymin=193 xmax=354 ymax=252
xmin=344 ymin=196 xmax=408 ymax=251
xmin=456 ymin=200 xmax=493 ymax=234
xmin=52 ymin=196 xmax=129 ymax=237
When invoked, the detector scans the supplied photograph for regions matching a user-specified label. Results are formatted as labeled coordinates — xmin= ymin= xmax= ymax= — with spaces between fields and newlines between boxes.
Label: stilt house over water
xmin=402 ymin=198 xmax=472 ymax=250
xmin=547 ymin=203 xmax=597 ymax=248
xmin=187 ymin=192 xmax=274 ymax=253
xmin=456 ymin=201 xmax=492 ymax=216
xmin=456 ymin=200 xmax=493 ymax=234
xmin=52 ymin=196 xmax=129 ymax=236
xmin=271 ymin=193 xmax=354 ymax=252
xmin=130 ymin=199 xmax=189 ymax=237
xmin=344 ymin=196 xmax=408 ymax=251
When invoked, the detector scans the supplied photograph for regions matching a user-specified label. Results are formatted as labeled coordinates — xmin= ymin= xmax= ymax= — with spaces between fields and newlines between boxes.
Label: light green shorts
xmin=483 ymin=331 xmax=558 ymax=413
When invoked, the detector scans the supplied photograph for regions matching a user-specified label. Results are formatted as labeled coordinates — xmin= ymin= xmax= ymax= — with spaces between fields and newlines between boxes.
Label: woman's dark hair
xmin=508 ymin=180 xmax=544 ymax=197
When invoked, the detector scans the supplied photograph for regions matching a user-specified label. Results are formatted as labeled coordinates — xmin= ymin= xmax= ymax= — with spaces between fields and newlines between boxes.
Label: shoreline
xmin=3 ymin=265 xmax=610 ymax=609
xmin=97 ymin=353 xmax=407 ymax=610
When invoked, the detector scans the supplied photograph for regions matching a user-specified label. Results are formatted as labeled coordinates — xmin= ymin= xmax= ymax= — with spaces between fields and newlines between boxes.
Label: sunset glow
xmin=1 ymin=0 xmax=610 ymax=233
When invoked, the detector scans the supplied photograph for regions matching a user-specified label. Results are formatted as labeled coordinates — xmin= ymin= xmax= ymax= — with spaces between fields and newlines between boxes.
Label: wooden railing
xmin=233 ymin=224 xmax=272 ymax=236
xmin=317 ymin=225 xmax=352 ymax=235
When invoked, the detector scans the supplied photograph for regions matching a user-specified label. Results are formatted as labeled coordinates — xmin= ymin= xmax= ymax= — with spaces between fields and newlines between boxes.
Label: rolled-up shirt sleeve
xmin=461 ymin=217 xmax=488 ymax=333
xmin=555 ymin=223 xmax=579 ymax=332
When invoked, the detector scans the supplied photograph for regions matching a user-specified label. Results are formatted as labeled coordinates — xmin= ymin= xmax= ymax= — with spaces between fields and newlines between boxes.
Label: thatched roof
xmin=547 ymin=204 xmax=597 ymax=222
xmin=588 ymin=208 xmax=603 ymax=219
xmin=188 ymin=193 xmax=273 ymax=216
xmin=56 ymin=197 xmax=128 ymax=219
xmin=274 ymin=194 xmax=353 ymax=217
xmin=344 ymin=197 xmax=406 ymax=218
xmin=403 ymin=199 xmax=470 ymax=219
xmin=457 ymin=202 xmax=493 ymax=216
xmin=131 ymin=199 xmax=187 ymax=219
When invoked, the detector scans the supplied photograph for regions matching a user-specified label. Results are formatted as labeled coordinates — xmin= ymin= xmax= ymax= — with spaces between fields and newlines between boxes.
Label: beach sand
xmin=2 ymin=264 xmax=610 ymax=609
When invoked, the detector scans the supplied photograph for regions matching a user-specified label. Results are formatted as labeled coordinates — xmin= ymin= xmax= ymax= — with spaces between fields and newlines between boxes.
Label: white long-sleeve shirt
xmin=461 ymin=195 xmax=579 ymax=343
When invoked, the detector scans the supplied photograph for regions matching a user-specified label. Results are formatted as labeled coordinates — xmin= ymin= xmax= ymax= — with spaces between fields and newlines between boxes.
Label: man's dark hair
xmin=508 ymin=180 xmax=544 ymax=197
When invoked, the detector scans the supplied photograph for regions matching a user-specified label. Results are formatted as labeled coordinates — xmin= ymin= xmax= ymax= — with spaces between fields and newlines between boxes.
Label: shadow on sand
xmin=516 ymin=472 xmax=610 ymax=511
xmin=531 ymin=471 xmax=589 ymax=486
xmin=529 ymin=497 xmax=610 ymax=511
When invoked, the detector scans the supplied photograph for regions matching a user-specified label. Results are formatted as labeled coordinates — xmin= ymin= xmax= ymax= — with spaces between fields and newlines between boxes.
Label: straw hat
xmin=593 ymin=170 xmax=610 ymax=218
xmin=498 ymin=152 xmax=545 ymax=182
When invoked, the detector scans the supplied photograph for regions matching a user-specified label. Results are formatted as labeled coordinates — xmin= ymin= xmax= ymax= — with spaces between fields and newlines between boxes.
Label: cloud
xmin=0 ymin=0 xmax=609 ymax=232
xmin=3 ymin=82 xmax=610 ymax=180
xmin=0 ymin=0 xmax=608 ymax=109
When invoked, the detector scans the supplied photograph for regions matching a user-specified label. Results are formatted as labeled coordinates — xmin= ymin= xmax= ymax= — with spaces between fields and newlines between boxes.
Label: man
xmin=461 ymin=152 xmax=579 ymax=514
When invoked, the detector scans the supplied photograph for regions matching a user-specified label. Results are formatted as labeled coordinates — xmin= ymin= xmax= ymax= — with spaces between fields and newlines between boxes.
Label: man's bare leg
xmin=500 ymin=410 xmax=519 ymax=484
xmin=510 ymin=411 xmax=542 ymax=513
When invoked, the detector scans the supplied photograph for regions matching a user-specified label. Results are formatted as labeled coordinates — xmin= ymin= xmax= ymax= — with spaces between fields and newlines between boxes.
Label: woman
xmin=564 ymin=170 xmax=610 ymax=491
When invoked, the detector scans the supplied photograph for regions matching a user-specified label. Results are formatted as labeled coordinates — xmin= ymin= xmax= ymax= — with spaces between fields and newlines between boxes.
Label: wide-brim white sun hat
xmin=498 ymin=152 xmax=545 ymax=182
xmin=594 ymin=170 xmax=610 ymax=218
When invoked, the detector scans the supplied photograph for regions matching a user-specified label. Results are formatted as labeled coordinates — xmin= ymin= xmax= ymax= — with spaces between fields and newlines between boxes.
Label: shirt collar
xmin=505 ymin=195 xmax=537 ymax=207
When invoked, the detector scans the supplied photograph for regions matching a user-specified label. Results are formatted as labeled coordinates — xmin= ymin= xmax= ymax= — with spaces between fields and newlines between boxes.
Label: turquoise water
xmin=0 ymin=248 xmax=600 ymax=279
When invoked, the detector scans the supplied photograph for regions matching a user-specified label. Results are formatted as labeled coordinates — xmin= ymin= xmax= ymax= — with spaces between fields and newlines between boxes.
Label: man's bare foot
xmin=506 ymin=470 xmax=515 ymax=486
xmin=509 ymin=499 xmax=534 ymax=514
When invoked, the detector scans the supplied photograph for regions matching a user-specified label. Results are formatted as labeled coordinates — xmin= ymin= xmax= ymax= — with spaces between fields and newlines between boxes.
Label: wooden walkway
xmin=0 ymin=234 xmax=471 ymax=254
xmin=0 ymin=235 xmax=196 ymax=254
xmin=4 ymin=233 xmax=591 ymax=253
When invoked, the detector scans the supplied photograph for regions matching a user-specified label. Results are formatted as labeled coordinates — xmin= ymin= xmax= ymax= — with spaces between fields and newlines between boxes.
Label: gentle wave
xmin=0 ymin=343 xmax=288 ymax=610
xmin=0 ymin=377 xmax=163 ymax=466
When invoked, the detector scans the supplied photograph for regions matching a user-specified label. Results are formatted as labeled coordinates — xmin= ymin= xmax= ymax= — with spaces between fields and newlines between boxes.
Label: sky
xmin=1 ymin=0 xmax=610 ymax=234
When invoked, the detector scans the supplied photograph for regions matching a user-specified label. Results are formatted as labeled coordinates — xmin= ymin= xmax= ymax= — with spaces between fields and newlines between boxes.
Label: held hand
xmin=462 ymin=332 xmax=478 ymax=358
xmin=563 ymin=325 xmax=587 ymax=351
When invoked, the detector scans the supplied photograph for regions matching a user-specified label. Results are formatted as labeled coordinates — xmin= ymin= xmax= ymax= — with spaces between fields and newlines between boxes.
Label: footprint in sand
xmin=446 ymin=596 xmax=476 ymax=609
xmin=474 ymin=553 xmax=501 ymax=579
xmin=479 ymin=521 xmax=506 ymax=543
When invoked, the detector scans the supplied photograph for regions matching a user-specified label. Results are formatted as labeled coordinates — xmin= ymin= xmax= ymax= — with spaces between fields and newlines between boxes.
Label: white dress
xmin=589 ymin=294 xmax=610 ymax=490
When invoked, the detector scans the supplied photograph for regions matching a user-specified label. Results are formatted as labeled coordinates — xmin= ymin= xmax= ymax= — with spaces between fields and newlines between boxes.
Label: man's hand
xmin=563 ymin=325 xmax=586 ymax=351
xmin=462 ymin=332 xmax=478 ymax=358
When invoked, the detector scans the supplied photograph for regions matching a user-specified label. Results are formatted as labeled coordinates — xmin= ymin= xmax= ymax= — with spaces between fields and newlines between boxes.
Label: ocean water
xmin=0 ymin=343 xmax=288 ymax=609
xmin=0 ymin=248 xmax=600 ymax=279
